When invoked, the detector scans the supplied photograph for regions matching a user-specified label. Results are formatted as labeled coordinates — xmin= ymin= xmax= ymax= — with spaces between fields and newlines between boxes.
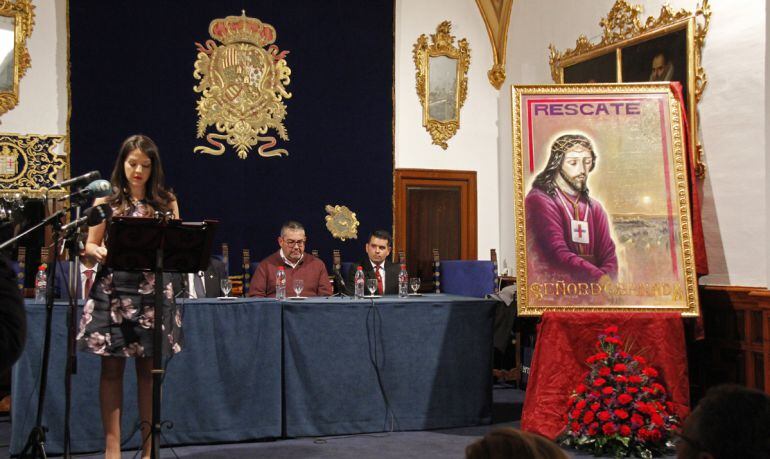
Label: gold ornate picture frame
xmin=548 ymin=0 xmax=710 ymax=178
xmin=512 ymin=83 xmax=699 ymax=317
xmin=413 ymin=21 xmax=470 ymax=149
xmin=0 ymin=0 xmax=34 ymax=119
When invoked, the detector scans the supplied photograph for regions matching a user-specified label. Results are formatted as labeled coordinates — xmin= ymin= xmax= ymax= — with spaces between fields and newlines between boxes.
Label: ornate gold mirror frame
xmin=413 ymin=21 xmax=470 ymax=149
xmin=548 ymin=0 xmax=710 ymax=178
xmin=0 ymin=0 xmax=34 ymax=119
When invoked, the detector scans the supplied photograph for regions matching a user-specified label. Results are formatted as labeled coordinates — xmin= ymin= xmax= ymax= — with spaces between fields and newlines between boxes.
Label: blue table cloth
xmin=11 ymin=294 xmax=495 ymax=453
xmin=282 ymin=294 xmax=496 ymax=436
xmin=11 ymin=298 xmax=283 ymax=455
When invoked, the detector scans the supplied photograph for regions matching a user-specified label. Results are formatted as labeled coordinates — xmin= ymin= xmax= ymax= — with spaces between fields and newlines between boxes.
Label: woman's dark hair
xmin=531 ymin=133 xmax=596 ymax=200
xmin=106 ymin=134 xmax=175 ymax=216
xmin=465 ymin=427 xmax=568 ymax=459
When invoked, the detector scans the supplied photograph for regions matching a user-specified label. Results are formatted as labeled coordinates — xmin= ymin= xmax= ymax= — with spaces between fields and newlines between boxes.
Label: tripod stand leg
xmin=19 ymin=419 xmax=48 ymax=458
xmin=20 ymin=253 xmax=61 ymax=459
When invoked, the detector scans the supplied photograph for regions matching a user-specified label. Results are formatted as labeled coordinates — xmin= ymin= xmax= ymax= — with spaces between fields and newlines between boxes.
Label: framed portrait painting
xmin=548 ymin=0 xmax=710 ymax=178
xmin=511 ymin=84 xmax=699 ymax=316
xmin=562 ymin=52 xmax=617 ymax=84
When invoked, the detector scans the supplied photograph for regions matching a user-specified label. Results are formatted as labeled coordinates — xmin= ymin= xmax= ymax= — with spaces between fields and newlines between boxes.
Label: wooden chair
xmin=241 ymin=249 xmax=251 ymax=297
xmin=16 ymin=246 xmax=26 ymax=293
xmin=221 ymin=243 xmax=229 ymax=275
xmin=432 ymin=248 xmax=441 ymax=293
xmin=490 ymin=248 xmax=500 ymax=293
xmin=332 ymin=249 xmax=343 ymax=294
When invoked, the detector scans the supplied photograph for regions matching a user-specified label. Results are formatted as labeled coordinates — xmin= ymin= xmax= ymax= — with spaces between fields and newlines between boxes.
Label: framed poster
xmin=511 ymin=84 xmax=699 ymax=316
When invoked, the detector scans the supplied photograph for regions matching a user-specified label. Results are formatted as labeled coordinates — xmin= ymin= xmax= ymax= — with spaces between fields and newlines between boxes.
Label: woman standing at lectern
xmin=77 ymin=134 xmax=181 ymax=459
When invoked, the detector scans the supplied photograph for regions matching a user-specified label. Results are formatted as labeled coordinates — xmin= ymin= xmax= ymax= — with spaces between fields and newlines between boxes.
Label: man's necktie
xmin=83 ymin=269 xmax=95 ymax=299
xmin=375 ymin=265 xmax=383 ymax=295
xmin=193 ymin=272 xmax=206 ymax=298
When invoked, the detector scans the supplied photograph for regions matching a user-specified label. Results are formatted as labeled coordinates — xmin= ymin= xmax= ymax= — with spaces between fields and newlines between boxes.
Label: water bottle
xmin=354 ymin=266 xmax=365 ymax=298
xmin=275 ymin=267 xmax=286 ymax=300
xmin=398 ymin=264 xmax=409 ymax=298
xmin=35 ymin=264 xmax=47 ymax=302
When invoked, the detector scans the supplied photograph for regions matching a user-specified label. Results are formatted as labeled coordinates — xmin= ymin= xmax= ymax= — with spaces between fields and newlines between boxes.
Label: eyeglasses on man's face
xmin=282 ymin=239 xmax=306 ymax=247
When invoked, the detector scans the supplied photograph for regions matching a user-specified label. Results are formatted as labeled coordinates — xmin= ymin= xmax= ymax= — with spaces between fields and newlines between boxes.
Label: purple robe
xmin=525 ymin=187 xmax=617 ymax=284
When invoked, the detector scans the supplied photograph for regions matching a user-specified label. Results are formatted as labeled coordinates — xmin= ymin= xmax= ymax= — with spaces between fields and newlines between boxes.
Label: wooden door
xmin=394 ymin=169 xmax=477 ymax=286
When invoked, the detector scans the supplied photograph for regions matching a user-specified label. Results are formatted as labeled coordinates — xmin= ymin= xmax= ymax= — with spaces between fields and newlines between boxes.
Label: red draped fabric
xmin=520 ymin=313 xmax=690 ymax=440
xmin=670 ymin=82 xmax=708 ymax=276
xmin=670 ymin=82 xmax=707 ymax=339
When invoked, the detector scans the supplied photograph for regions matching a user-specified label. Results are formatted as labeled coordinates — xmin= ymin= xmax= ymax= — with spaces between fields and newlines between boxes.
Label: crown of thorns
xmin=551 ymin=134 xmax=594 ymax=155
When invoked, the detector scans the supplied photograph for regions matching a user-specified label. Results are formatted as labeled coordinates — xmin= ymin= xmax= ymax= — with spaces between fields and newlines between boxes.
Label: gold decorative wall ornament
xmin=193 ymin=11 xmax=292 ymax=159
xmin=324 ymin=204 xmax=359 ymax=241
xmin=413 ymin=21 xmax=470 ymax=149
xmin=0 ymin=133 xmax=66 ymax=198
xmin=475 ymin=0 xmax=513 ymax=89
xmin=0 ymin=0 xmax=34 ymax=120
xmin=547 ymin=0 xmax=710 ymax=178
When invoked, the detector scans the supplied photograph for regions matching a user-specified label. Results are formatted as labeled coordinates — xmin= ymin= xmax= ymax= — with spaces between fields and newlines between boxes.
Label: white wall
xmin=499 ymin=0 xmax=767 ymax=287
xmin=13 ymin=1 xmax=770 ymax=287
xmin=764 ymin=0 xmax=770 ymax=287
xmin=1 ymin=0 xmax=66 ymax=137
xmin=395 ymin=0 xmax=501 ymax=259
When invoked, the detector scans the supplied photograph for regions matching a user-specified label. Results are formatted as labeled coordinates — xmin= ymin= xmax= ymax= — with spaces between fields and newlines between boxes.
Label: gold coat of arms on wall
xmin=324 ymin=204 xmax=359 ymax=241
xmin=0 ymin=133 xmax=66 ymax=198
xmin=193 ymin=11 xmax=292 ymax=159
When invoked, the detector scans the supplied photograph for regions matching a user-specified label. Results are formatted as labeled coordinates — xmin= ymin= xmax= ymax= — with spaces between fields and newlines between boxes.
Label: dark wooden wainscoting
xmin=394 ymin=169 xmax=477 ymax=286
xmin=691 ymin=285 xmax=770 ymax=400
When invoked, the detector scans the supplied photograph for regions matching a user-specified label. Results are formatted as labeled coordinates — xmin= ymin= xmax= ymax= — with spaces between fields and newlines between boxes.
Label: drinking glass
xmin=293 ymin=278 xmax=304 ymax=297
xmin=220 ymin=278 xmax=232 ymax=297
xmin=410 ymin=277 xmax=421 ymax=294
xmin=366 ymin=278 xmax=378 ymax=296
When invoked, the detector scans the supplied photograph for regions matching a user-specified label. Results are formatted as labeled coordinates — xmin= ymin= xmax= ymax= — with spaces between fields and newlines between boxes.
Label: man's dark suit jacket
xmin=54 ymin=260 xmax=94 ymax=300
xmin=345 ymin=259 xmax=401 ymax=296
xmin=171 ymin=258 xmax=228 ymax=298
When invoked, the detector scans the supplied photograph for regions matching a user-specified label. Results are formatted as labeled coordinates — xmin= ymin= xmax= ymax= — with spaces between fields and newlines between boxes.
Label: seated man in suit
xmin=346 ymin=229 xmax=400 ymax=295
xmin=55 ymin=254 xmax=99 ymax=301
xmin=248 ymin=221 xmax=332 ymax=298
xmin=171 ymin=257 xmax=228 ymax=299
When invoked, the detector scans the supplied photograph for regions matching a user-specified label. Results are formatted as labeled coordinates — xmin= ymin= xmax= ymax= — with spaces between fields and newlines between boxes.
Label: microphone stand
xmin=0 ymin=209 xmax=66 ymax=251
xmin=11 ymin=191 xmax=92 ymax=458
xmin=18 ymin=211 xmax=65 ymax=459
xmin=62 ymin=203 xmax=84 ymax=459
xmin=331 ymin=268 xmax=348 ymax=298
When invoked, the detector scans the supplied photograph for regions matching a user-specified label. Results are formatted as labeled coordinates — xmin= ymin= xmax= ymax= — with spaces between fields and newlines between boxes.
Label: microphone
xmin=332 ymin=266 xmax=348 ymax=297
xmin=334 ymin=266 xmax=346 ymax=288
xmin=56 ymin=179 xmax=112 ymax=202
xmin=53 ymin=170 xmax=101 ymax=189
xmin=60 ymin=203 xmax=112 ymax=232
xmin=176 ymin=274 xmax=190 ymax=298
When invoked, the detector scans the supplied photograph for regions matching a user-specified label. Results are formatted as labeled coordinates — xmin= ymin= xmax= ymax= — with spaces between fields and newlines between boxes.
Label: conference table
xmin=11 ymin=295 xmax=495 ymax=455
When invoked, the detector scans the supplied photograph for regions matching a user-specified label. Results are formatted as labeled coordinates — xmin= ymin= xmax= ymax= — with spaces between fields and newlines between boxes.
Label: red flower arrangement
xmin=557 ymin=326 xmax=680 ymax=457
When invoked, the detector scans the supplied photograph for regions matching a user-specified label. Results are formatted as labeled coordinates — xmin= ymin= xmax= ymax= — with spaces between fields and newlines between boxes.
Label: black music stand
xmin=105 ymin=216 xmax=217 ymax=459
